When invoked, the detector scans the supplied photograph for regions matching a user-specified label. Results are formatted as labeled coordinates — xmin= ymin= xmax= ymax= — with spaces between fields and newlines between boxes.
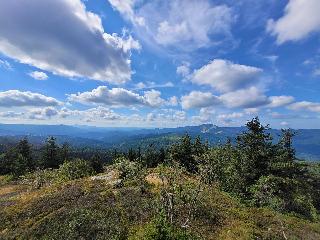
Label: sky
xmin=0 ymin=0 xmax=320 ymax=129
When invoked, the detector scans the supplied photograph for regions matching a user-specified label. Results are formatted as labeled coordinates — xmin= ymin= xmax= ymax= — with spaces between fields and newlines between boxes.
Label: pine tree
xmin=60 ymin=142 xmax=70 ymax=163
xmin=90 ymin=154 xmax=104 ymax=173
xmin=279 ymin=129 xmax=296 ymax=162
xmin=169 ymin=134 xmax=197 ymax=172
xmin=128 ymin=148 xmax=136 ymax=161
xmin=42 ymin=137 xmax=60 ymax=168
xmin=17 ymin=138 xmax=33 ymax=171
xmin=236 ymin=117 xmax=274 ymax=185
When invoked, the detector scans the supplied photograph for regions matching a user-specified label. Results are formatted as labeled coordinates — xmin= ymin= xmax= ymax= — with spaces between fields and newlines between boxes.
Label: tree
xmin=128 ymin=148 xmax=136 ymax=162
xmin=17 ymin=138 xmax=34 ymax=171
xmin=193 ymin=135 xmax=205 ymax=157
xmin=60 ymin=142 xmax=70 ymax=163
xmin=236 ymin=117 xmax=274 ymax=186
xmin=90 ymin=154 xmax=104 ymax=173
xmin=42 ymin=137 xmax=60 ymax=168
xmin=279 ymin=129 xmax=296 ymax=162
xmin=169 ymin=134 xmax=197 ymax=172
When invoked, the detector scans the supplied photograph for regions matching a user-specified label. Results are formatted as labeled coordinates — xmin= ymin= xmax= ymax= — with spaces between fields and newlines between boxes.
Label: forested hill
xmin=0 ymin=123 xmax=320 ymax=161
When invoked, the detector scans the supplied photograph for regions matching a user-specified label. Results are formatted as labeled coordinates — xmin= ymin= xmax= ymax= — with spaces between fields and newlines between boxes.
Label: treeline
xmin=0 ymin=117 xmax=319 ymax=220
xmin=0 ymin=137 xmax=113 ymax=176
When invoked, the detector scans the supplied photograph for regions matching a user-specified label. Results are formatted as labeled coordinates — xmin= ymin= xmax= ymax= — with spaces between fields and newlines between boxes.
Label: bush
xmin=250 ymin=175 xmax=317 ymax=220
xmin=138 ymin=211 xmax=198 ymax=240
xmin=114 ymin=157 xmax=142 ymax=181
xmin=22 ymin=168 xmax=59 ymax=189
xmin=58 ymin=159 xmax=94 ymax=182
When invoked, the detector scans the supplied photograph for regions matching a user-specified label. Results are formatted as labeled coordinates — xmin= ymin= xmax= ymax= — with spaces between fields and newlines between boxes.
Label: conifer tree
xmin=60 ymin=142 xmax=70 ymax=163
xmin=17 ymin=137 xmax=33 ymax=171
xmin=42 ymin=137 xmax=60 ymax=168
xmin=236 ymin=117 xmax=274 ymax=185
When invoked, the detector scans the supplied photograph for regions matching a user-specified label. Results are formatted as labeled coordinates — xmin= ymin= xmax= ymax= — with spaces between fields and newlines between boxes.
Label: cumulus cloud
xmin=268 ymin=96 xmax=295 ymax=108
xmin=0 ymin=0 xmax=139 ymax=84
xmin=29 ymin=107 xmax=59 ymax=120
xmin=181 ymin=91 xmax=220 ymax=109
xmin=220 ymin=87 xmax=270 ymax=108
xmin=267 ymin=0 xmax=320 ymax=44
xmin=109 ymin=0 xmax=235 ymax=50
xmin=0 ymin=111 xmax=24 ymax=118
xmin=217 ymin=112 xmax=244 ymax=124
xmin=28 ymin=71 xmax=48 ymax=80
xmin=153 ymin=1 xmax=234 ymax=48
xmin=288 ymin=101 xmax=320 ymax=113
xmin=191 ymin=59 xmax=263 ymax=92
xmin=0 ymin=90 xmax=61 ymax=107
xmin=143 ymin=90 xmax=165 ymax=107
xmin=68 ymin=86 xmax=169 ymax=108
xmin=176 ymin=62 xmax=191 ymax=78
xmin=191 ymin=107 xmax=215 ymax=123
xmin=146 ymin=110 xmax=187 ymax=122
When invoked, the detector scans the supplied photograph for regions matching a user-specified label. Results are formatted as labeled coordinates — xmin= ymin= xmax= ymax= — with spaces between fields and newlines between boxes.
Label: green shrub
xmin=57 ymin=159 xmax=94 ymax=182
xmin=22 ymin=168 xmax=59 ymax=189
xmin=138 ymin=211 xmax=198 ymax=240
xmin=250 ymin=175 xmax=317 ymax=220
xmin=114 ymin=157 xmax=142 ymax=180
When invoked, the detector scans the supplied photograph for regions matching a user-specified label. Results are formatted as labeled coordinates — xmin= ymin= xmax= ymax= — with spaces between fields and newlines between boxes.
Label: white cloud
xmin=107 ymin=0 xmax=145 ymax=26
xmin=217 ymin=112 xmax=244 ymax=124
xmin=191 ymin=107 xmax=215 ymax=123
xmin=134 ymin=81 xmax=174 ymax=89
xmin=176 ymin=62 xmax=191 ymax=78
xmin=268 ymin=96 xmax=295 ymax=108
xmin=181 ymin=91 xmax=220 ymax=109
xmin=28 ymin=71 xmax=48 ymax=80
xmin=143 ymin=90 xmax=165 ymax=107
xmin=0 ymin=0 xmax=139 ymax=84
xmin=220 ymin=87 xmax=270 ymax=108
xmin=168 ymin=96 xmax=178 ymax=106
xmin=0 ymin=90 xmax=61 ymax=107
xmin=0 ymin=59 xmax=12 ymax=70
xmin=29 ymin=107 xmax=59 ymax=120
xmin=68 ymin=86 xmax=168 ymax=108
xmin=0 ymin=111 xmax=24 ymax=118
xmin=111 ymin=0 xmax=235 ymax=51
xmin=280 ymin=121 xmax=289 ymax=127
xmin=267 ymin=0 xmax=320 ymax=44
xmin=68 ymin=86 xmax=144 ymax=107
xmin=288 ymin=101 xmax=320 ymax=113
xmin=192 ymin=59 xmax=263 ymax=92
xmin=153 ymin=1 xmax=234 ymax=48
xmin=313 ymin=68 xmax=320 ymax=76
xmin=146 ymin=110 xmax=187 ymax=122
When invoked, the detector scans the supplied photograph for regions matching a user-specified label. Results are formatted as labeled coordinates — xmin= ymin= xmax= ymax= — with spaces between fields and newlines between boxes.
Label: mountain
xmin=0 ymin=123 xmax=320 ymax=161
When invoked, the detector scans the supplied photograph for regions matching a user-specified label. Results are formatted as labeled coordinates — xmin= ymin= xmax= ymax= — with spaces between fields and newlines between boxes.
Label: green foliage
xmin=17 ymin=138 xmax=34 ymax=171
xmin=141 ymin=211 xmax=197 ymax=240
xmin=42 ymin=136 xmax=61 ymax=168
xmin=169 ymin=134 xmax=207 ymax=173
xmin=89 ymin=154 xmax=104 ymax=173
xmin=57 ymin=159 xmax=94 ymax=182
xmin=250 ymin=175 xmax=317 ymax=220
xmin=22 ymin=168 xmax=59 ymax=189
xmin=115 ymin=156 xmax=143 ymax=181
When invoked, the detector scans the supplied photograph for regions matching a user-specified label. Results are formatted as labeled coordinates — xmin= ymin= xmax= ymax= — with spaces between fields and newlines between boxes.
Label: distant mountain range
xmin=0 ymin=123 xmax=319 ymax=161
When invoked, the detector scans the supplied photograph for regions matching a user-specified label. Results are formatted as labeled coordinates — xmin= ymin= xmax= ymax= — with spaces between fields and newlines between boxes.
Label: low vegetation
xmin=0 ymin=117 xmax=319 ymax=239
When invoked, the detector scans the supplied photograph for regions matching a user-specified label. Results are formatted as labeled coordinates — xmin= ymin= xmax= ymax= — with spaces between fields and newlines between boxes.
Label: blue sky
xmin=0 ymin=0 xmax=320 ymax=128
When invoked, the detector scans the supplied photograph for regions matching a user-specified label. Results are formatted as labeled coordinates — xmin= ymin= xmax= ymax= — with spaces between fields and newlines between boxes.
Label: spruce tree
xmin=236 ymin=117 xmax=274 ymax=185
xmin=17 ymin=138 xmax=33 ymax=171
xmin=42 ymin=137 xmax=60 ymax=168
